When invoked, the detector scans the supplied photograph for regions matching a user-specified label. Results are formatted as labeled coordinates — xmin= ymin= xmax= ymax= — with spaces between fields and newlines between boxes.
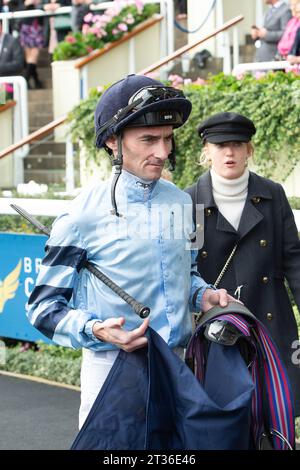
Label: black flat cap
xmin=198 ymin=112 xmax=256 ymax=144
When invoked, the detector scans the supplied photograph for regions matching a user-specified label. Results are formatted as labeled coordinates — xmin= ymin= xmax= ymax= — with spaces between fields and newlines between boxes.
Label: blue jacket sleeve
xmin=26 ymin=212 xmax=103 ymax=350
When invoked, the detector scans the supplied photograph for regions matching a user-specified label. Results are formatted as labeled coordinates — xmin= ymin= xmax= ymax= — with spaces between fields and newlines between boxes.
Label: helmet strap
xmin=168 ymin=137 xmax=176 ymax=171
xmin=110 ymin=134 xmax=123 ymax=217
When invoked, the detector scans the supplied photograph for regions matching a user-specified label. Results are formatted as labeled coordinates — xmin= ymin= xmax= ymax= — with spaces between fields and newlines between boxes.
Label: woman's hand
xmin=287 ymin=54 xmax=300 ymax=65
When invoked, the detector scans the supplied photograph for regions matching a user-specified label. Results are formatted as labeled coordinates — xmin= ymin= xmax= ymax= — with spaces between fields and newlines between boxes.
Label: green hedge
xmin=0 ymin=342 xmax=81 ymax=386
xmin=0 ymin=215 xmax=55 ymax=234
xmin=174 ymin=72 xmax=300 ymax=189
xmin=68 ymin=71 xmax=300 ymax=189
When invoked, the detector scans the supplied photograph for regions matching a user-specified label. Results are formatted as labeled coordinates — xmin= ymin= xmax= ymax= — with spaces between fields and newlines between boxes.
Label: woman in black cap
xmin=186 ymin=111 xmax=300 ymax=418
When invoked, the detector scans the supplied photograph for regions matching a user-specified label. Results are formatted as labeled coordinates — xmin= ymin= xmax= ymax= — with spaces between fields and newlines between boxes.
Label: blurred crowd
xmin=0 ymin=0 xmax=300 ymax=91
xmin=0 ymin=0 xmax=94 ymax=88
xmin=251 ymin=0 xmax=300 ymax=65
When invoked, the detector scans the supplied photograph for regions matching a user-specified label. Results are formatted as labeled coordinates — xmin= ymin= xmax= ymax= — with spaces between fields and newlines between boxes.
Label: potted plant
xmin=52 ymin=0 xmax=158 ymax=61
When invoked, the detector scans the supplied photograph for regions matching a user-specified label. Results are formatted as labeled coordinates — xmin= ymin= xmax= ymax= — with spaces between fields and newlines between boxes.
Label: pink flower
xmin=4 ymin=83 xmax=13 ymax=93
xmin=93 ymin=15 xmax=104 ymax=23
xmin=135 ymin=0 xmax=144 ymax=13
xmin=192 ymin=77 xmax=206 ymax=85
xmin=118 ymin=23 xmax=128 ymax=32
xmin=84 ymin=12 xmax=93 ymax=23
xmin=82 ymin=24 xmax=89 ymax=35
xmin=145 ymin=72 xmax=159 ymax=79
xmin=168 ymin=74 xmax=184 ymax=87
xmin=126 ymin=13 xmax=135 ymax=24
xmin=66 ymin=35 xmax=76 ymax=43
xmin=285 ymin=64 xmax=300 ymax=74
xmin=184 ymin=78 xmax=192 ymax=85
xmin=97 ymin=85 xmax=104 ymax=93
xmin=254 ymin=71 xmax=266 ymax=80
xmin=112 ymin=28 xmax=120 ymax=35
xmin=126 ymin=17 xmax=135 ymax=25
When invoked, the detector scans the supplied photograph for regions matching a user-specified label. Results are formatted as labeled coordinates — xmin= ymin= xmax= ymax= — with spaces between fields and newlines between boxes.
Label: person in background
xmin=251 ymin=0 xmax=292 ymax=61
xmin=277 ymin=0 xmax=300 ymax=57
xmin=287 ymin=1 xmax=300 ymax=63
xmin=71 ymin=0 xmax=91 ymax=33
xmin=43 ymin=0 xmax=71 ymax=55
xmin=186 ymin=112 xmax=300 ymax=418
xmin=0 ymin=0 xmax=22 ymax=34
xmin=0 ymin=19 xmax=24 ymax=76
xmin=19 ymin=0 xmax=44 ymax=88
xmin=175 ymin=0 xmax=187 ymax=20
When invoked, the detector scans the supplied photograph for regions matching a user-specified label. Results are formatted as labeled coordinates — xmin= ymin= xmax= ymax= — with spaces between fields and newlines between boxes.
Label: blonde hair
xmin=198 ymin=146 xmax=211 ymax=167
xmin=197 ymin=141 xmax=255 ymax=167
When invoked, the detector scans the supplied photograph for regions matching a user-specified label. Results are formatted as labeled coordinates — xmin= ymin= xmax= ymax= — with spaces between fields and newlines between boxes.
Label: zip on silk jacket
xmin=27 ymin=171 xmax=209 ymax=350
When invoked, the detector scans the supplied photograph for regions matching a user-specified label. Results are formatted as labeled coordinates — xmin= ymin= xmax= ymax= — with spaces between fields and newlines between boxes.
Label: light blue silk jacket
xmin=27 ymin=171 xmax=209 ymax=350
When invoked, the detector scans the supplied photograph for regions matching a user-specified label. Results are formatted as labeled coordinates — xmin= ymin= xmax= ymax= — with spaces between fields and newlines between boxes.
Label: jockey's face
xmin=107 ymin=126 xmax=173 ymax=181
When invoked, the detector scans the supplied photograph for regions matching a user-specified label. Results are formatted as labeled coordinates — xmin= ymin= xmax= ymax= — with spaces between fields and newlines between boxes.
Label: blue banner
xmin=0 ymin=232 xmax=52 ymax=343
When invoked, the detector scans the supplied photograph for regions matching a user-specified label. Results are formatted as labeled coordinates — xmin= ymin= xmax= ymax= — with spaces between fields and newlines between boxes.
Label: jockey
xmin=27 ymin=74 xmax=233 ymax=429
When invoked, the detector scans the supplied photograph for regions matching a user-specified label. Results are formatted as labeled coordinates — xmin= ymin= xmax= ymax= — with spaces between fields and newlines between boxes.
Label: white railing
xmin=0 ymin=0 xmax=174 ymax=56
xmin=0 ymin=199 xmax=299 ymax=231
xmin=232 ymin=60 xmax=290 ymax=76
xmin=65 ymin=134 xmax=75 ymax=193
xmin=1 ymin=195 xmax=300 ymax=227
xmin=0 ymin=197 xmax=69 ymax=216
xmin=0 ymin=76 xmax=28 ymax=185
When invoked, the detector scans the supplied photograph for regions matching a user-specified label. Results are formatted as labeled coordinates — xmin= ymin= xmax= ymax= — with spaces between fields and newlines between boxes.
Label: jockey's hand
xmin=92 ymin=317 xmax=149 ymax=352
xmin=201 ymin=288 xmax=238 ymax=312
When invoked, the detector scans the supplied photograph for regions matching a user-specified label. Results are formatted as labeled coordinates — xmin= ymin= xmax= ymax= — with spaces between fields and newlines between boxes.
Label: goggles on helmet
xmin=128 ymin=86 xmax=185 ymax=111
xmin=96 ymin=86 xmax=185 ymax=137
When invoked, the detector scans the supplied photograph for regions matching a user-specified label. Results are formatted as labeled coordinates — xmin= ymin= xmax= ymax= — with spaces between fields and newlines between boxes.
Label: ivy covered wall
xmin=67 ymin=71 xmax=300 ymax=190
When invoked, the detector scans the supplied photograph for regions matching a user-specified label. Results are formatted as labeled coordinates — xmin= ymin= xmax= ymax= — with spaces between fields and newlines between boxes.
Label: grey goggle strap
xmin=96 ymin=97 xmax=143 ymax=143
xmin=111 ymin=134 xmax=123 ymax=217
xmin=168 ymin=136 xmax=176 ymax=171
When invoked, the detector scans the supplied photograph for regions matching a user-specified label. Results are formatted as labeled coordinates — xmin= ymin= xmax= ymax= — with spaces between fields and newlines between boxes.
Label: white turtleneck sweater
xmin=210 ymin=169 xmax=250 ymax=231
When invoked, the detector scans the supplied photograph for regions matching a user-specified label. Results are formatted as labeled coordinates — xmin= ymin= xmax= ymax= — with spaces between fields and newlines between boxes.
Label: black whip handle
xmin=85 ymin=261 xmax=150 ymax=318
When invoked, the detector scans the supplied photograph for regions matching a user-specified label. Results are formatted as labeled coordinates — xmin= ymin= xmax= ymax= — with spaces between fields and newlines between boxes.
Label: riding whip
xmin=10 ymin=204 xmax=150 ymax=319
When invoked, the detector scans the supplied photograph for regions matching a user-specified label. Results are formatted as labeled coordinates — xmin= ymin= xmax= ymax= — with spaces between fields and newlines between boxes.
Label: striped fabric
xmin=186 ymin=313 xmax=295 ymax=450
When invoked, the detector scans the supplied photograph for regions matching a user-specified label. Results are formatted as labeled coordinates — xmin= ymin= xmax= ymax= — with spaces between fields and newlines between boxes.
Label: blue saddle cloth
xmin=71 ymin=327 xmax=254 ymax=450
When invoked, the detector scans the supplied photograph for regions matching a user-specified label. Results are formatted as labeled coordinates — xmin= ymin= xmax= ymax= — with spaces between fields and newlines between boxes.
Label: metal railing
xmin=0 ymin=76 xmax=28 ymax=185
xmin=232 ymin=60 xmax=291 ymax=76
xmin=139 ymin=15 xmax=243 ymax=75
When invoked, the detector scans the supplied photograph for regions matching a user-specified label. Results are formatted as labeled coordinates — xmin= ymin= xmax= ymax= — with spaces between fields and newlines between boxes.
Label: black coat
xmin=0 ymin=33 xmax=24 ymax=75
xmin=186 ymin=170 xmax=300 ymax=416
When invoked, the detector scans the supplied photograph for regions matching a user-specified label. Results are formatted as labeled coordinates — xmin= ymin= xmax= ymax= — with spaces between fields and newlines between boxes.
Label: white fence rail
xmin=0 ymin=199 xmax=300 ymax=232
xmin=0 ymin=198 xmax=69 ymax=216
xmin=0 ymin=76 xmax=28 ymax=185
xmin=232 ymin=60 xmax=290 ymax=76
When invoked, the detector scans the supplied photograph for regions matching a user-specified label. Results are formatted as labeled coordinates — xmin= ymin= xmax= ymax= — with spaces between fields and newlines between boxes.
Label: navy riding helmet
xmin=94 ymin=74 xmax=192 ymax=216
xmin=94 ymin=74 xmax=192 ymax=149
